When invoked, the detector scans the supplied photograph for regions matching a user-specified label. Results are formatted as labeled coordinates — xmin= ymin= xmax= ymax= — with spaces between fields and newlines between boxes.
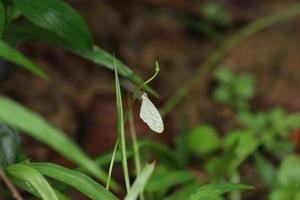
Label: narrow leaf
xmin=30 ymin=162 xmax=118 ymax=200
xmin=188 ymin=183 xmax=253 ymax=200
xmin=10 ymin=176 xmax=69 ymax=200
xmin=6 ymin=163 xmax=59 ymax=200
xmin=11 ymin=0 xmax=93 ymax=51
xmin=125 ymin=163 xmax=155 ymax=200
xmin=0 ymin=2 xmax=5 ymax=37
xmin=254 ymin=153 xmax=277 ymax=188
xmin=0 ymin=96 xmax=119 ymax=191
xmin=0 ymin=40 xmax=49 ymax=80
xmin=114 ymin=59 xmax=131 ymax=192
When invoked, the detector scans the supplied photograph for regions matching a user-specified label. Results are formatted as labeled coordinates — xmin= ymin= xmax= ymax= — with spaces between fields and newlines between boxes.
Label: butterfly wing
xmin=139 ymin=93 xmax=164 ymax=133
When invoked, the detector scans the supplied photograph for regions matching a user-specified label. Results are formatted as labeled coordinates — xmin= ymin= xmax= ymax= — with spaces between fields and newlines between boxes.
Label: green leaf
xmin=0 ymin=123 xmax=21 ymax=167
xmin=233 ymin=74 xmax=254 ymax=99
xmin=0 ymin=40 xmax=49 ymax=80
xmin=6 ymin=163 xmax=59 ymax=200
xmin=214 ymin=67 xmax=233 ymax=84
xmin=139 ymin=140 xmax=178 ymax=167
xmin=125 ymin=163 xmax=155 ymax=200
xmin=30 ymin=162 xmax=118 ymax=200
xmin=146 ymin=166 xmax=195 ymax=195
xmin=213 ymin=85 xmax=231 ymax=104
xmin=188 ymin=183 xmax=253 ymax=200
xmin=10 ymin=176 xmax=69 ymax=200
xmin=254 ymin=153 xmax=277 ymax=188
xmin=269 ymin=188 xmax=299 ymax=200
xmin=278 ymin=155 xmax=300 ymax=187
xmin=114 ymin=58 xmax=131 ymax=192
xmin=0 ymin=96 xmax=119 ymax=191
xmin=11 ymin=0 xmax=93 ymax=51
xmin=187 ymin=125 xmax=221 ymax=156
xmin=0 ymin=2 xmax=5 ymax=37
xmin=163 ymin=183 xmax=200 ymax=200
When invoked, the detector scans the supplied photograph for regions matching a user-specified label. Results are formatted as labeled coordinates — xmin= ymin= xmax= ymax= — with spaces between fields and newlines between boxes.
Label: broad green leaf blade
xmin=0 ymin=2 xmax=4 ymax=37
xmin=0 ymin=40 xmax=49 ymax=80
xmin=11 ymin=0 xmax=93 ymax=51
xmin=0 ymin=96 xmax=119 ymax=191
xmin=114 ymin=59 xmax=131 ymax=192
xmin=188 ymin=183 xmax=253 ymax=200
xmin=30 ymin=162 xmax=118 ymax=200
xmin=6 ymin=21 xmax=158 ymax=97
xmin=6 ymin=163 xmax=59 ymax=200
xmin=10 ymin=176 xmax=69 ymax=200
xmin=125 ymin=163 xmax=155 ymax=200
xmin=0 ymin=123 xmax=21 ymax=167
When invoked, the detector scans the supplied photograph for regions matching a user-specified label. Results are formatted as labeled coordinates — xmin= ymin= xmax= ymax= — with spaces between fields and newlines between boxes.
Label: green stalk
xmin=128 ymin=106 xmax=145 ymax=200
xmin=106 ymin=139 xmax=119 ymax=190
xmin=160 ymin=3 xmax=300 ymax=116
xmin=114 ymin=59 xmax=131 ymax=192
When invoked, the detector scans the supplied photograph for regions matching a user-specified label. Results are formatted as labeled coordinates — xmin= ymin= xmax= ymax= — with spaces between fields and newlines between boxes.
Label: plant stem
xmin=128 ymin=106 xmax=145 ymax=200
xmin=106 ymin=139 xmax=119 ymax=190
xmin=114 ymin=58 xmax=131 ymax=193
xmin=160 ymin=3 xmax=300 ymax=117
xmin=0 ymin=168 xmax=24 ymax=200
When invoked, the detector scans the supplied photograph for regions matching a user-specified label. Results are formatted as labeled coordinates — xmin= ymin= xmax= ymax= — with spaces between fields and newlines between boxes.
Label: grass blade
xmin=128 ymin=106 xmax=144 ymax=199
xmin=188 ymin=183 xmax=253 ymax=200
xmin=106 ymin=139 xmax=119 ymax=190
xmin=125 ymin=163 xmax=155 ymax=200
xmin=6 ymin=163 xmax=59 ymax=200
xmin=0 ymin=40 xmax=49 ymax=80
xmin=29 ymin=162 xmax=118 ymax=200
xmin=10 ymin=176 xmax=69 ymax=200
xmin=0 ymin=96 xmax=119 ymax=191
xmin=0 ymin=2 xmax=4 ymax=37
xmin=114 ymin=58 xmax=131 ymax=192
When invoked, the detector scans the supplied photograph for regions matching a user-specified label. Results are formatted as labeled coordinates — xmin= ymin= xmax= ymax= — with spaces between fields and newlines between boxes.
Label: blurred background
xmin=1 ymin=0 xmax=300 ymax=199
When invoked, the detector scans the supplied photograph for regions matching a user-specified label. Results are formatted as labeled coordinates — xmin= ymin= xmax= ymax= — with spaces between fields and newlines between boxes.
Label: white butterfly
xmin=139 ymin=92 xmax=164 ymax=133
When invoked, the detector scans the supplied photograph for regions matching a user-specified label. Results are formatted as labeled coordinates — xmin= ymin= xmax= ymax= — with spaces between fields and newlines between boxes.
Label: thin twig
xmin=160 ymin=3 xmax=300 ymax=117
xmin=0 ymin=168 xmax=24 ymax=200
